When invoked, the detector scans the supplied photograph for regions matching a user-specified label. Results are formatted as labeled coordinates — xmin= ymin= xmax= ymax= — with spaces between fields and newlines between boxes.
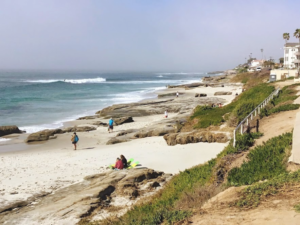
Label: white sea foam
xmin=157 ymin=75 xmax=163 ymax=78
xmin=155 ymin=72 xmax=204 ymax=76
xmin=24 ymin=77 xmax=106 ymax=84
xmin=0 ymin=138 xmax=11 ymax=142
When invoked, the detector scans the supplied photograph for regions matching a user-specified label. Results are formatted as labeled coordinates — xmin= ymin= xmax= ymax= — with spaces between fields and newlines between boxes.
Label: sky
xmin=0 ymin=0 xmax=300 ymax=72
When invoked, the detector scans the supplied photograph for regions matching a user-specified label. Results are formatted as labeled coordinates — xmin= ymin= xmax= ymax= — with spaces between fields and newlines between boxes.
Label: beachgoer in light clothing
xmin=164 ymin=110 xmax=168 ymax=118
xmin=176 ymin=92 xmax=179 ymax=98
xmin=108 ymin=118 xmax=114 ymax=133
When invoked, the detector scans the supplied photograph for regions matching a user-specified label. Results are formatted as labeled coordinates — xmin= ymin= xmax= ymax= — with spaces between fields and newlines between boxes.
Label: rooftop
xmin=284 ymin=43 xmax=300 ymax=47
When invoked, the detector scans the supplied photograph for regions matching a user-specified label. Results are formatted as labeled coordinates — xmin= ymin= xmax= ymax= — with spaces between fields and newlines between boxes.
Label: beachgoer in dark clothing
xmin=120 ymin=155 xmax=128 ymax=168
xmin=108 ymin=118 xmax=114 ymax=133
xmin=71 ymin=132 xmax=79 ymax=150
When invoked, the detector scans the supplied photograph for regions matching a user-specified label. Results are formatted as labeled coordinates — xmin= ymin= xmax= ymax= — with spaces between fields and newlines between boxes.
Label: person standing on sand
xmin=176 ymin=92 xmax=179 ymax=98
xmin=108 ymin=118 xmax=114 ymax=133
xmin=164 ymin=110 xmax=168 ymax=118
xmin=71 ymin=132 xmax=79 ymax=150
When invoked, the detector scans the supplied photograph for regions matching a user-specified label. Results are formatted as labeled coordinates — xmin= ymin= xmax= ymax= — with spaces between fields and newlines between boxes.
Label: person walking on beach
xmin=108 ymin=118 xmax=114 ymax=133
xmin=176 ymin=92 xmax=179 ymax=98
xmin=71 ymin=132 xmax=79 ymax=150
xmin=164 ymin=110 xmax=168 ymax=118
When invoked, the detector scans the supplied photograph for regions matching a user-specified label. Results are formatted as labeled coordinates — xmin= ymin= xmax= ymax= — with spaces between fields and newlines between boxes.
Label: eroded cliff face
xmin=0 ymin=169 xmax=171 ymax=224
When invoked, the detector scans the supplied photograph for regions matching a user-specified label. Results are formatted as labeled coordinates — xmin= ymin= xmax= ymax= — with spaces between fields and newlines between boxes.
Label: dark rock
xmin=0 ymin=126 xmax=22 ymax=137
xmin=195 ymin=93 xmax=207 ymax=97
xmin=92 ymin=121 xmax=108 ymax=126
xmin=114 ymin=117 xmax=134 ymax=125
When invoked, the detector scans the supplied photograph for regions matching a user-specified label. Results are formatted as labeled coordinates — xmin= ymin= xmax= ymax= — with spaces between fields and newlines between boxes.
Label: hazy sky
xmin=0 ymin=0 xmax=299 ymax=72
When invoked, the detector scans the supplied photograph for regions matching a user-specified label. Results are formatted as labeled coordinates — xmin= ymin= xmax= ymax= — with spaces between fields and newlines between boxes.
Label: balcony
xmin=294 ymin=59 xmax=300 ymax=63
xmin=295 ymin=52 xmax=300 ymax=56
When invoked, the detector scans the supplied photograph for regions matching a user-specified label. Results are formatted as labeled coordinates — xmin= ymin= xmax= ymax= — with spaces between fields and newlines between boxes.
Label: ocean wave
xmin=24 ymin=77 xmax=106 ymax=84
xmin=157 ymin=75 xmax=163 ymax=78
xmin=155 ymin=72 xmax=204 ymax=76
xmin=0 ymin=137 xmax=11 ymax=142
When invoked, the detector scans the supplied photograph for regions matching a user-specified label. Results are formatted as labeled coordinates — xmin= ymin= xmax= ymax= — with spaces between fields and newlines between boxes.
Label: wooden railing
xmin=233 ymin=88 xmax=280 ymax=147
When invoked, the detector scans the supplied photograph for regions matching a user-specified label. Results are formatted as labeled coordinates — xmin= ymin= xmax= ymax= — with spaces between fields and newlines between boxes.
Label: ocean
xmin=0 ymin=71 xmax=206 ymax=133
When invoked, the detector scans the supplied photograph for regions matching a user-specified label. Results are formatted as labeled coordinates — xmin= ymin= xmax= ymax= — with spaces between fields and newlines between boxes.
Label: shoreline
xmin=0 ymin=75 xmax=243 ymax=221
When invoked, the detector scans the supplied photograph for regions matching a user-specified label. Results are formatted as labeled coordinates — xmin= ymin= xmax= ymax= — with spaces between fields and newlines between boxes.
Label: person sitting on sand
xmin=120 ymin=155 xmax=128 ymax=168
xmin=113 ymin=158 xmax=124 ymax=170
xmin=108 ymin=118 xmax=114 ymax=133
xmin=71 ymin=132 xmax=79 ymax=150
xmin=164 ymin=110 xmax=168 ymax=118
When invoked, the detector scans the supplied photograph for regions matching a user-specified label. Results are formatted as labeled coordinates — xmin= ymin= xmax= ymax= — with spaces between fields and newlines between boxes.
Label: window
xmin=285 ymin=49 xmax=289 ymax=54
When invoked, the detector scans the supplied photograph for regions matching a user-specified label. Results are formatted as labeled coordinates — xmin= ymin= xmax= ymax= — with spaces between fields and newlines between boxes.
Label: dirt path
xmin=189 ymin=185 xmax=300 ymax=225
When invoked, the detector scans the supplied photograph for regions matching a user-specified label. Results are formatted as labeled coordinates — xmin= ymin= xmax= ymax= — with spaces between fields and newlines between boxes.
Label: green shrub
xmin=217 ymin=132 xmax=262 ymax=158
xmin=231 ymin=101 xmax=256 ymax=124
xmin=192 ymin=84 xmax=274 ymax=128
xmin=294 ymin=203 xmax=300 ymax=213
xmin=235 ymin=170 xmax=300 ymax=208
xmin=269 ymin=104 xmax=300 ymax=114
xmin=227 ymin=133 xmax=292 ymax=186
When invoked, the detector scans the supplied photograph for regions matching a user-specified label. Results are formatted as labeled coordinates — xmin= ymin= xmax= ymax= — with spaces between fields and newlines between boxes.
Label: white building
xmin=251 ymin=60 xmax=264 ymax=67
xmin=284 ymin=43 xmax=300 ymax=68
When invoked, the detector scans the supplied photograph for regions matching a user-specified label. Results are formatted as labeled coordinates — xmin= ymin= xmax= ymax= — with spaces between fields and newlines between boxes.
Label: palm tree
xmin=283 ymin=33 xmax=290 ymax=68
xmin=283 ymin=33 xmax=290 ymax=44
xmin=294 ymin=29 xmax=300 ymax=44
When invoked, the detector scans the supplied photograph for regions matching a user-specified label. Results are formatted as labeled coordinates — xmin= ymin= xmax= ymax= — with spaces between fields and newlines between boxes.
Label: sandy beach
xmin=0 ymin=82 xmax=242 ymax=222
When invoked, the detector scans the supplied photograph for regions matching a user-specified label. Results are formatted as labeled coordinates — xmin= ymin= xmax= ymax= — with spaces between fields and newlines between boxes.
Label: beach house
xmin=284 ymin=43 xmax=300 ymax=68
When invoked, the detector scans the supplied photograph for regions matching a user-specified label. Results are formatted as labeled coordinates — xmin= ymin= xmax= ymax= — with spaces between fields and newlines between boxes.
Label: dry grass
xmin=230 ymin=70 xmax=270 ymax=89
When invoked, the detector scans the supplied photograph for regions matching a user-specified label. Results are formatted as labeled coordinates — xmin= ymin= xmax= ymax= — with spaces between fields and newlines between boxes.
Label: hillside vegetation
xmin=86 ymin=72 xmax=300 ymax=225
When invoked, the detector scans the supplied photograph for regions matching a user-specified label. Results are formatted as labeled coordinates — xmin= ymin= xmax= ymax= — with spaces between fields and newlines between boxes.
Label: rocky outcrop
xmin=114 ymin=117 xmax=134 ymax=125
xmin=195 ymin=93 xmax=207 ymax=97
xmin=0 ymin=169 xmax=170 ymax=224
xmin=26 ymin=129 xmax=64 ymax=142
xmin=92 ymin=121 xmax=108 ymax=126
xmin=106 ymin=137 xmax=129 ymax=145
xmin=62 ymin=126 xmax=96 ymax=133
xmin=0 ymin=125 xmax=22 ymax=137
xmin=26 ymin=126 xmax=96 ymax=143
xmin=214 ymin=91 xmax=232 ymax=96
xmin=134 ymin=126 xmax=176 ymax=138
xmin=158 ymin=92 xmax=184 ymax=98
xmin=77 ymin=115 xmax=99 ymax=120
xmin=163 ymin=131 xmax=229 ymax=146
xmin=106 ymin=118 xmax=186 ymax=145
xmin=98 ymin=97 xmax=226 ymax=118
